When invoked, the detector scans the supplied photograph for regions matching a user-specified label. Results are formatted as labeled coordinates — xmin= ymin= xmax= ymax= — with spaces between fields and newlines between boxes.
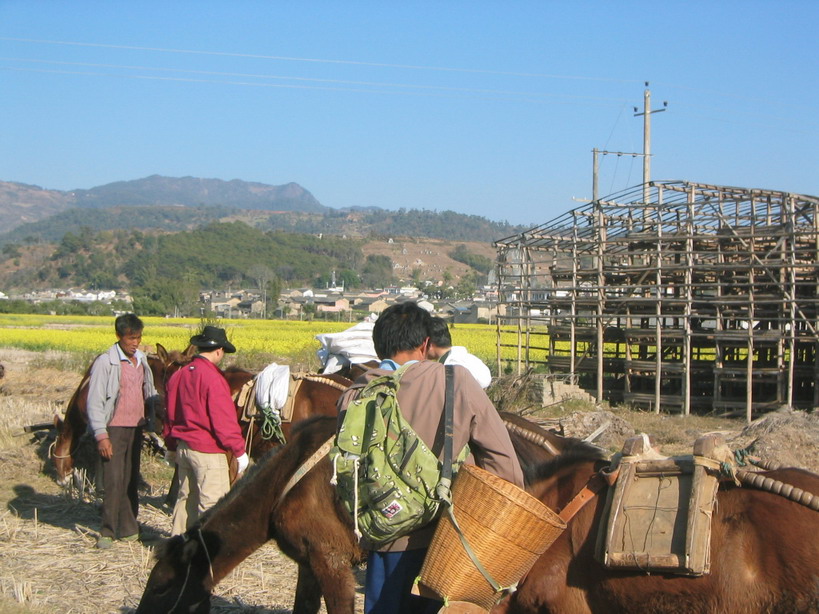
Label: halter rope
xmin=168 ymin=528 xmax=214 ymax=614
xmin=294 ymin=373 xmax=351 ymax=391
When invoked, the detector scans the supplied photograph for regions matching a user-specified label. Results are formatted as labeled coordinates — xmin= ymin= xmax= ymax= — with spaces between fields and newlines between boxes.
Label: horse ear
xmin=180 ymin=536 xmax=200 ymax=565
xmin=155 ymin=343 xmax=168 ymax=363
xmin=183 ymin=344 xmax=197 ymax=359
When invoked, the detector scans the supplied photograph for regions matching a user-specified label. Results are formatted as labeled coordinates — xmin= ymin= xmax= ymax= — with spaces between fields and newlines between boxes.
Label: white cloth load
xmin=316 ymin=319 xmax=379 ymax=373
xmin=255 ymin=362 xmax=291 ymax=412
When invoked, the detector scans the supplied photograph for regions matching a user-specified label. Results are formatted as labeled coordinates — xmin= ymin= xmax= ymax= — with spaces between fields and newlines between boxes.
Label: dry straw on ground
xmin=0 ymin=349 xmax=364 ymax=613
xmin=1 ymin=349 xmax=817 ymax=613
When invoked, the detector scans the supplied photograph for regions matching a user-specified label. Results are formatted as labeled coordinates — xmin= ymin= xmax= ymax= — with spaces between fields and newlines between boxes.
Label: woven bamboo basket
xmin=417 ymin=464 xmax=566 ymax=610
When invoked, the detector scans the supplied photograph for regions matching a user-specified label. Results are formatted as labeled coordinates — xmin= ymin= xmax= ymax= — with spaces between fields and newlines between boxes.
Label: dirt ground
xmin=0 ymin=348 xmax=817 ymax=613
xmin=361 ymin=238 xmax=496 ymax=285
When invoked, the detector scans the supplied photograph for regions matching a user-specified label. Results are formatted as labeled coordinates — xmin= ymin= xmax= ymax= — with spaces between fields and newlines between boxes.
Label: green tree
xmin=247 ymin=264 xmax=279 ymax=318
xmin=338 ymin=269 xmax=360 ymax=290
xmin=2 ymin=243 xmax=21 ymax=258
xmin=455 ymin=273 xmax=477 ymax=299
xmin=360 ymin=254 xmax=394 ymax=289
xmin=449 ymin=244 xmax=493 ymax=274
xmin=302 ymin=302 xmax=317 ymax=321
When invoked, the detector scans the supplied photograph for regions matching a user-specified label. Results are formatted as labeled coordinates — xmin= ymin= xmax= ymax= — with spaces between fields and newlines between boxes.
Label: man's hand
xmin=97 ymin=438 xmax=113 ymax=460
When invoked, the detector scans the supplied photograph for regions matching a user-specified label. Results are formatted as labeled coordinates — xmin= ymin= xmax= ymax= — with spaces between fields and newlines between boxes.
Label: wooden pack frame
xmin=595 ymin=433 xmax=721 ymax=576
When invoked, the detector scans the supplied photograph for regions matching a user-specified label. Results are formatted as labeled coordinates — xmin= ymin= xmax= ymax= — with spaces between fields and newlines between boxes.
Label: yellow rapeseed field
xmin=0 ymin=314 xmax=521 ymax=372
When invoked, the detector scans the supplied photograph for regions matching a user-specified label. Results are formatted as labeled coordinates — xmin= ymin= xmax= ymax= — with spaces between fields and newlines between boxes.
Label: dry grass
xmin=495 ymin=372 xmax=819 ymax=471
xmin=1 ymin=350 xmax=816 ymax=612
xmin=0 ymin=349 xmax=365 ymax=613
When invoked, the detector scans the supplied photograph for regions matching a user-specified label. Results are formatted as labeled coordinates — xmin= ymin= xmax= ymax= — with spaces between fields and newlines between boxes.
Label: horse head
xmin=138 ymin=529 xmax=220 ymax=614
xmin=51 ymin=366 xmax=92 ymax=484
xmin=51 ymin=413 xmax=73 ymax=487
xmin=148 ymin=343 xmax=196 ymax=429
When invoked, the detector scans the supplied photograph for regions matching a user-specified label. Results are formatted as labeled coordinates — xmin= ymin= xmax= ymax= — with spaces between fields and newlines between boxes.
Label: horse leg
xmin=306 ymin=550 xmax=358 ymax=614
xmin=292 ymin=563 xmax=323 ymax=614
xmin=164 ymin=465 xmax=180 ymax=507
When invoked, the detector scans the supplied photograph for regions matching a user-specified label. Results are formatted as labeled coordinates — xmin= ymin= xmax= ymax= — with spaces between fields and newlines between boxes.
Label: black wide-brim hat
xmin=189 ymin=325 xmax=236 ymax=353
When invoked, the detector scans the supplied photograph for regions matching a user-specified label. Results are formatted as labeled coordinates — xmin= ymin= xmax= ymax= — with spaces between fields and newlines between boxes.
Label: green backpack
xmin=330 ymin=363 xmax=467 ymax=547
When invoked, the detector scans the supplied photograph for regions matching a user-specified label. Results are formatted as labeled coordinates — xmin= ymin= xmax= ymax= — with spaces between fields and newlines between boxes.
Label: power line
xmin=0 ymin=65 xmax=635 ymax=106
xmin=0 ymin=56 xmax=632 ymax=104
xmin=0 ymin=36 xmax=641 ymax=83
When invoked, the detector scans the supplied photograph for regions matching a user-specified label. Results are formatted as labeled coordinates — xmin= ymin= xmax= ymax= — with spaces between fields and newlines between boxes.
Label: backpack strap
xmin=435 ymin=365 xmax=455 ymax=504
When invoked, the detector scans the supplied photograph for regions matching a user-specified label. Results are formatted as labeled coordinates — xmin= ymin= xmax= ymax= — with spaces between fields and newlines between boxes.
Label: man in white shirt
xmin=425 ymin=316 xmax=493 ymax=389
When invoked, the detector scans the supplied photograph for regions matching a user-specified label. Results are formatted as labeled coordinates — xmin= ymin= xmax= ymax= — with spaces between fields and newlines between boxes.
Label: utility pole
xmin=633 ymin=82 xmax=668 ymax=203
xmin=584 ymin=85 xmax=667 ymax=403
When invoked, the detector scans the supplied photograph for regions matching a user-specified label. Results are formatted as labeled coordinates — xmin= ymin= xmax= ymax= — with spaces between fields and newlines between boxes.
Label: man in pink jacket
xmin=163 ymin=326 xmax=249 ymax=535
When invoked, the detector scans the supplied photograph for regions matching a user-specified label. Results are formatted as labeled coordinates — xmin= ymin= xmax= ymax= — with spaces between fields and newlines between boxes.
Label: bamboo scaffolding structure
xmin=494 ymin=180 xmax=819 ymax=421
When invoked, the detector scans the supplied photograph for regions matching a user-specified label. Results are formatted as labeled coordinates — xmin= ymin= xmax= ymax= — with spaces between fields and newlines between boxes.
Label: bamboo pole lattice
xmin=494 ymin=180 xmax=819 ymax=421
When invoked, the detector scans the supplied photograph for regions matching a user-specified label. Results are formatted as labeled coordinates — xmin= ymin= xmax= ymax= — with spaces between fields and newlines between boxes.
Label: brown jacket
xmin=337 ymin=359 xmax=524 ymax=551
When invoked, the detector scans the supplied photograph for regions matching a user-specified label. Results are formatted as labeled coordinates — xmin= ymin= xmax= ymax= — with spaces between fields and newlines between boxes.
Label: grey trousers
xmin=100 ymin=426 xmax=142 ymax=539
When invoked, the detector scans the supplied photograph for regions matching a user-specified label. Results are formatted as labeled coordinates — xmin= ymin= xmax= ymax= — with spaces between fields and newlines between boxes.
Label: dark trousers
xmin=100 ymin=426 xmax=142 ymax=539
xmin=365 ymin=549 xmax=442 ymax=614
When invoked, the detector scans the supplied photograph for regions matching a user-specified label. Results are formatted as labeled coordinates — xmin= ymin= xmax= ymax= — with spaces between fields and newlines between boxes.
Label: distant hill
xmin=0 ymin=175 xmax=326 ymax=233
xmin=0 ymin=181 xmax=72 ymax=231
xmin=0 ymin=175 xmax=529 ymax=247
xmin=68 ymin=175 xmax=327 ymax=212
xmin=0 ymin=220 xmax=500 ymax=317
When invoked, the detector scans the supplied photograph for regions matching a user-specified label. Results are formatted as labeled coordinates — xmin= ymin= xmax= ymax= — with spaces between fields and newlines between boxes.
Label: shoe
xmin=119 ymin=533 xmax=140 ymax=542
xmin=96 ymin=536 xmax=114 ymax=549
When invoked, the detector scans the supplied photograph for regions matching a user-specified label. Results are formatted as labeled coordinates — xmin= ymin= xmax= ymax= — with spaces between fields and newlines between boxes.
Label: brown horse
xmin=50 ymin=343 xmax=185 ymax=484
xmin=493 ymin=447 xmax=819 ymax=614
xmin=138 ymin=416 xmax=364 ymax=614
xmin=205 ymin=366 xmax=351 ymax=485
xmin=138 ymin=412 xmax=569 ymax=614
xmin=227 ymin=366 xmax=352 ymax=460
xmin=328 ymin=360 xmax=380 ymax=381
xmin=52 ymin=348 xmax=350 ymax=487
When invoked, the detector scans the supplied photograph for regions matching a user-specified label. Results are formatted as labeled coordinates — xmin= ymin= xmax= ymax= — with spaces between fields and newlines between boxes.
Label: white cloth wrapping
xmin=315 ymin=321 xmax=378 ymax=373
xmin=254 ymin=363 xmax=291 ymax=411
xmin=443 ymin=346 xmax=493 ymax=389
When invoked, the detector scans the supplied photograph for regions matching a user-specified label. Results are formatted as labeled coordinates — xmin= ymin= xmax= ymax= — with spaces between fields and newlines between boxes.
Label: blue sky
xmin=1 ymin=1 xmax=816 ymax=226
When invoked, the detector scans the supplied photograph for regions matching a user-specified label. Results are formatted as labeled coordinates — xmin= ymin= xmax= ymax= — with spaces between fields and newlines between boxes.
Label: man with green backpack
xmin=332 ymin=302 xmax=523 ymax=614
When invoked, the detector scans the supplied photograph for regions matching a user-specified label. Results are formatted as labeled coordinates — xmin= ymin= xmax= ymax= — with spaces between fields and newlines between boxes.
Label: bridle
xmin=168 ymin=527 xmax=214 ymax=614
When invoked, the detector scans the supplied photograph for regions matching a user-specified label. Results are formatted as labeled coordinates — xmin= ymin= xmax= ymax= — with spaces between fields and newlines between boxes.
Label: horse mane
xmin=222 ymin=365 xmax=255 ymax=376
xmin=529 ymin=438 xmax=610 ymax=483
xmin=195 ymin=415 xmax=336 ymax=526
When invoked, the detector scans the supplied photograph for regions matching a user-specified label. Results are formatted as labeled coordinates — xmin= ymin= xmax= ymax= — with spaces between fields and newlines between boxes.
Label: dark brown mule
xmin=492 ymin=448 xmax=819 ymax=614
xmin=138 ymin=416 xmax=365 ymax=614
xmin=50 ymin=343 xmax=184 ymax=485
xmin=324 ymin=360 xmax=380 ymax=382
xmin=228 ymin=367 xmax=352 ymax=462
xmin=498 ymin=411 xmax=567 ymax=485
xmin=138 ymin=413 xmax=568 ymax=614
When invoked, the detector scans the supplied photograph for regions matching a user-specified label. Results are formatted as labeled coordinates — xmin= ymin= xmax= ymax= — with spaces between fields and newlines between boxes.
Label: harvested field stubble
xmin=0 ymin=349 xmax=356 ymax=613
xmin=1 ymin=349 xmax=818 ymax=612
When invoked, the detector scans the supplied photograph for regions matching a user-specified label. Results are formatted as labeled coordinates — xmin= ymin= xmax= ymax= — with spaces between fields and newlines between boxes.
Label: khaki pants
xmin=171 ymin=441 xmax=230 ymax=536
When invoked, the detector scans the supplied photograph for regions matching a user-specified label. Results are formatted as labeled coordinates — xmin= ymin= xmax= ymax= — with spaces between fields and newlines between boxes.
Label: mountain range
xmin=0 ymin=175 xmax=526 ymax=246
xmin=0 ymin=175 xmax=324 ymax=229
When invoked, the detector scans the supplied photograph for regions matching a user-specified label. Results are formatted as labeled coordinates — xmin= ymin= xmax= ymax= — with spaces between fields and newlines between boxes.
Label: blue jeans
xmin=365 ymin=549 xmax=442 ymax=614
